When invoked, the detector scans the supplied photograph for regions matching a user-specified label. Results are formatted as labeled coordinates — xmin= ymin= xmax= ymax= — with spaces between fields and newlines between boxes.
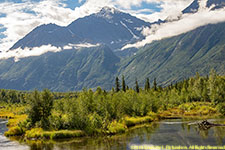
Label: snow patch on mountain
xmin=95 ymin=6 xmax=119 ymax=20
xmin=63 ymin=43 xmax=100 ymax=50
xmin=199 ymin=0 xmax=208 ymax=11
xmin=120 ymin=21 xmax=139 ymax=39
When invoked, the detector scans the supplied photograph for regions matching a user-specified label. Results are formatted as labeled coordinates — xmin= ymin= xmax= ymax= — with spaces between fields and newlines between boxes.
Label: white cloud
xmin=122 ymin=8 xmax=225 ymax=49
xmin=0 ymin=0 xmax=77 ymax=52
xmin=79 ymin=0 xmax=84 ymax=3
xmin=0 ymin=42 xmax=101 ymax=62
xmin=115 ymin=0 xmax=193 ymax=22
xmin=0 ymin=45 xmax=62 ymax=62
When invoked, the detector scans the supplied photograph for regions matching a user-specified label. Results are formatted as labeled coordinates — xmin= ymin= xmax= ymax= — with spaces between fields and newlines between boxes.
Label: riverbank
xmin=1 ymin=102 xmax=224 ymax=142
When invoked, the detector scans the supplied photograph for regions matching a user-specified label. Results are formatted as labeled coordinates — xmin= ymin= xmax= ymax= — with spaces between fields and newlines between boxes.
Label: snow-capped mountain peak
xmin=95 ymin=6 xmax=121 ymax=19
xmin=199 ymin=0 xmax=208 ymax=11
xmin=10 ymin=6 xmax=150 ymax=51
xmin=182 ymin=0 xmax=225 ymax=14
xmin=100 ymin=6 xmax=118 ymax=14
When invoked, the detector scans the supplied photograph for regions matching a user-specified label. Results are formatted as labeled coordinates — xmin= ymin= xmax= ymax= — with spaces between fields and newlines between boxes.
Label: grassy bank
xmin=159 ymin=102 xmax=221 ymax=119
xmin=2 ymin=102 xmax=223 ymax=140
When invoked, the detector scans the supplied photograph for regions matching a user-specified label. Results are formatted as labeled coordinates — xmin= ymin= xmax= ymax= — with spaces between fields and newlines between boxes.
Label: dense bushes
xmin=28 ymin=89 xmax=53 ymax=129
xmin=4 ymin=126 xmax=24 ymax=136
xmin=47 ymin=72 xmax=225 ymax=133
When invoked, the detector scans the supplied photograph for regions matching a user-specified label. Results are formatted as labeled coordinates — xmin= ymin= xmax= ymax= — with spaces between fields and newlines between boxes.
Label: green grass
xmin=4 ymin=126 xmax=24 ymax=136
xmin=124 ymin=116 xmax=153 ymax=127
xmin=1 ymin=104 xmax=27 ymax=137
xmin=159 ymin=102 xmax=220 ymax=119
xmin=43 ymin=130 xmax=85 ymax=139
xmin=107 ymin=121 xmax=127 ymax=135
xmin=25 ymin=128 xmax=85 ymax=140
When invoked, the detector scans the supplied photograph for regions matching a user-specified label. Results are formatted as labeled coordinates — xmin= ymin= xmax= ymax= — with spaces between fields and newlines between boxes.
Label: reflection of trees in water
xmin=27 ymin=122 xmax=159 ymax=150
xmin=184 ymin=120 xmax=225 ymax=145
xmin=196 ymin=125 xmax=225 ymax=145
xmin=178 ymin=120 xmax=225 ymax=146
xmin=25 ymin=121 xmax=225 ymax=150
xmin=197 ymin=127 xmax=209 ymax=139
xmin=213 ymin=126 xmax=225 ymax=145
xmin=125 ymin=123 xmax=159 ymax=143
xmin=29 ymin=142 xmax=54 ymax=150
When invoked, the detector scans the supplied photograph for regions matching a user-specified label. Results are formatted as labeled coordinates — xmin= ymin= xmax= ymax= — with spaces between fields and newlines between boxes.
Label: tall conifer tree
xmin=115 ymin=77 xmax=120 ymax=92
xmin=122 ymin=75 xmax=126 ymax=92
xmin=153 ymin=78 xmax=157 ymax=91
xmin=145 ymin=78 xmax=150 ymax=91
xmin=135 ymin=79 xmax=140 ymax=93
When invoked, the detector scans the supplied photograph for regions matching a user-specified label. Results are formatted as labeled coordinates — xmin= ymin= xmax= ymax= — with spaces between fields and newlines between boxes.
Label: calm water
xmin=0 ymin=119 xmax=225 ymax=150
xmin=0 ymin=119 xmax=29 ymax=150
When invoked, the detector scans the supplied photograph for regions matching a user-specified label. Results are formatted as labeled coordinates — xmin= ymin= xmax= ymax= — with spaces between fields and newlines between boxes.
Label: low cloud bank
xmin=122 ymin=8 xmax=225 ymax=50
xmin=0 ymin=45 xmax=62 ymax=62
xmin=0 ymin=43 xmax=100 ymax=62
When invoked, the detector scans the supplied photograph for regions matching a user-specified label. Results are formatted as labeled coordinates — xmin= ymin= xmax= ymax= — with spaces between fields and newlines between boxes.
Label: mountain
xmin=1 ymin=22 xmax=224 ymax=91
xmin=118 ymin=22 xmax=225 ymax=87
xmin=0 ymin=3 xmax=224 ymax=91
xmin=10 ymin=23 xmax=83 ymax=50
xmin=10 ymin=7 xmax=150 ymax=51
xmin=182 ymin=0 xmax=225 ymax=14
xmin=0 ymin=45 xmax=119 ymax=91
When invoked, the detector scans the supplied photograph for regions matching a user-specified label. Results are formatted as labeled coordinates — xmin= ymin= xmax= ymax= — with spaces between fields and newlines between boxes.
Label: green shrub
xmin=4 ymin=126 xmax=24 ymax=136
xmin=216 ymin=103 xmax=225 ymax=115
xmin=107 ymin=121 xmax=126 ymax=134
xmin=124 ymin=116 xmax=153 ymax=127
xmin=25 ymin=128 xmax=43 ymax=139
xmin=50 ymin=130 xmax=85 ymax=139
xmin=41 ymin=130 xmax=85 ymax=139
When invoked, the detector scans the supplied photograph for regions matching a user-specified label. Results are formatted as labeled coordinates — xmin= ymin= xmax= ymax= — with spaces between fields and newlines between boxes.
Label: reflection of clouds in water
xmin=0 ymin=137 xmax=29 ymax=150
xmin=160 ymin=119 xmax=225 ymax=125
xmin=0 ymin=120 xmax=29 ymax=150
xmin=159 ymin=120 xmax=191 ymax=125
xmin=0 ymin=121 xmax=8 ymax=125
xmin=161 ymin=122 xmax=188 ymax=125
xmin=129 ymin=144 xmax=167 ymax=150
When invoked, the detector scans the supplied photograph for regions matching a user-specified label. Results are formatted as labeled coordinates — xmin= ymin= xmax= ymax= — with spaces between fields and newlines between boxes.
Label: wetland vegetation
xmin=0 ymin=70 xmax=224 ymax=143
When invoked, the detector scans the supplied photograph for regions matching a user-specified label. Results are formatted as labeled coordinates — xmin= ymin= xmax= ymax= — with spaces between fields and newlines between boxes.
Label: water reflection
xmin=0 ymin=119 xmax=29 ymax=150
xmin=1 ymin=119 xmax=225 ymax=150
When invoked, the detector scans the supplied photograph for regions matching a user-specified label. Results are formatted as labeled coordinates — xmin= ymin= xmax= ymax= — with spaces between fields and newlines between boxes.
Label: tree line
xmin=0 ymin=70 xmax=224 ymax=132
xmin=115 ymin=75 xmax=157 ymax=93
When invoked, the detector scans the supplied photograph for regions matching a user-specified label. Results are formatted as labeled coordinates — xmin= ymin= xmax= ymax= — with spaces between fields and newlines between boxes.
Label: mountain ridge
xmin=10 ymin=6 xmax=150 ymax=51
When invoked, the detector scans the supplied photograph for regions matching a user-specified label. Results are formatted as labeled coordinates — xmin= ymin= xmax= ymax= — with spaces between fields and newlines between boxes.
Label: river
xmin=0 ymin=119 xmax=225 ymax=150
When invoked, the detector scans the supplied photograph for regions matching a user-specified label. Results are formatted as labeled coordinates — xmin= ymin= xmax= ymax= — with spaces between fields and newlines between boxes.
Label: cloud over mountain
xmin=0 ymin=0 xmax=193 ymax=52
xmin=123 ymin=5 xmax=225 ymax=49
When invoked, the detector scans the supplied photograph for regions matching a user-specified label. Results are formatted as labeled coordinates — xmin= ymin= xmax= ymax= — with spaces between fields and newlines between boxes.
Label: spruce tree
xmin=28 ymin=89 xmax=53 ymax=129
xmin=145 ymin=78 xmax=150 ymax=91
xmin=115 ymin=77 xmax=120 ymax=92
xmin=122 ymin=75 xmax=126 ymax=92
xmin=135 ymin=79 xmax=140 ymax=93
xmin=153 ymin=78 xmax=157 ymax=91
